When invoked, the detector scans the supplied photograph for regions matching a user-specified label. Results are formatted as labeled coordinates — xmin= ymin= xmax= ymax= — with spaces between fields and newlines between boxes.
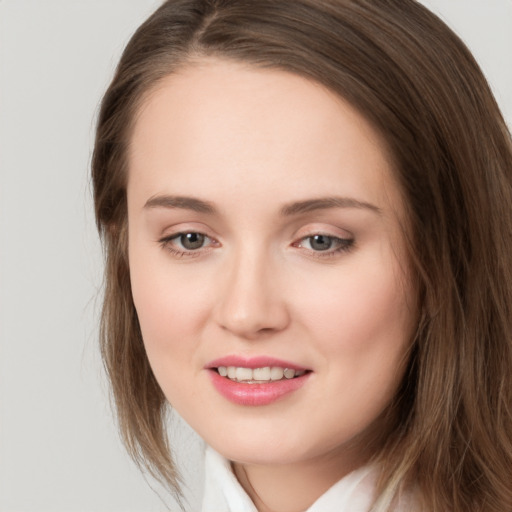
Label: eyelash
xmin=293 ymin=234 xmax=354 ymax=258
xmin=158 ymin=232 xmax=354 ymax=259
xmin=158 ymin=232 xmax=217 ymax=259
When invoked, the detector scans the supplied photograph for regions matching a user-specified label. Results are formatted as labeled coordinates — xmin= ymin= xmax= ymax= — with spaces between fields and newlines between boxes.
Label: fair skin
xmin=127 ymin=59 xmax=416 ymax=512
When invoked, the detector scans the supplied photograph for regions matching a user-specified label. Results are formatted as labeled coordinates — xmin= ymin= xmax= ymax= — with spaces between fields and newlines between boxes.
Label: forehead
xmin=127 ymin=58 xmax=402 ymax=217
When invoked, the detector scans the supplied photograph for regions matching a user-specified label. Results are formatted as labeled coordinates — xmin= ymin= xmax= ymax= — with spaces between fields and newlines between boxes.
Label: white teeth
xmin=270 ymin=367 xmax=284 ymax=380
xmin=217 ymin=366 xmax=306 ymax=382
xmin=235 ymin=367 xmax=253 ymax=381
xmin=253 ymin=367 xmax=271 ymax=380
xmin=283 ymin=368 xmax=295 ymax=379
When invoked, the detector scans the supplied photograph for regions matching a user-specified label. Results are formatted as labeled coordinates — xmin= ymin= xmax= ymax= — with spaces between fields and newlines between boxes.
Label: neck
xmin=232 ymin=445 xmax=367 ymax=512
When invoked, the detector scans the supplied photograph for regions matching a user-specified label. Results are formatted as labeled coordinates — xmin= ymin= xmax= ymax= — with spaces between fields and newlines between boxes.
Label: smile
xmin=217 ymin=366 xmax=307 ymax=383
xmin=206 ymin=357 xmax=312 ymax=406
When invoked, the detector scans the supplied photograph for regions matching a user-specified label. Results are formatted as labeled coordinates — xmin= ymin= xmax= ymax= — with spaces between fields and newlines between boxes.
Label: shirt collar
xmin=201 ymin=445 xmax=378 ymax=512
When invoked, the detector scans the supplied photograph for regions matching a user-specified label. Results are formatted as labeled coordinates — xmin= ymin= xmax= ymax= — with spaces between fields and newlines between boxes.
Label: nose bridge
xmin=215 ymin=241 xmax=289 ymax=338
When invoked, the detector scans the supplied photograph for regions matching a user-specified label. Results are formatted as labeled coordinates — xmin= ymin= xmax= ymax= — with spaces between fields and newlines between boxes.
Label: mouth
xmin=215 ymin=366 xmax=308 ymax=383
xmin=205 ymin=356 xmax=312 ymax=406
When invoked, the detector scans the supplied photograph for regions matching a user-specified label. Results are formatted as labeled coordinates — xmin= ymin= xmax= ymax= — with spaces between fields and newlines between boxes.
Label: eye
xmin=175 ymin=232 xmax=207 ymax=250
xmin=159 ymin=231 xmax=216 ymax=257
xmin=296 ymin=234 xmax=354 ymax=255
xmin=305 ymin=234 xmax=335 ymax=251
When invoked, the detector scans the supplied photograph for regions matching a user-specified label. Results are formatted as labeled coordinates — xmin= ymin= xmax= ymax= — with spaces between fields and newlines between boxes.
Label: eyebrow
xmin=143 ymin=194 xmax=381 ymax=216
xmin=144 ymin=195 xmax=216 ymax=214
xmin=280 ymin=197 xmax=382 ymax=216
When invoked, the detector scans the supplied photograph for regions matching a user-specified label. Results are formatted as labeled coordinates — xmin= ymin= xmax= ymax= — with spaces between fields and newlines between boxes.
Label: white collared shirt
xmin=200 ymin=446 xmax=380 ymax=512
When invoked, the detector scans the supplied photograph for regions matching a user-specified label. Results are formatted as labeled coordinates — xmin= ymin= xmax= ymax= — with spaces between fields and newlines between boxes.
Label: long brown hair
xmin=92 ymin=1 xmax=512 ymax=509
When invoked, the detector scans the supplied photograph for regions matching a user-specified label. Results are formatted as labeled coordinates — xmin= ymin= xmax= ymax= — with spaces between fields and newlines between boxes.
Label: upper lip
xmin=205 ymin=355 xmax=310 ymax=371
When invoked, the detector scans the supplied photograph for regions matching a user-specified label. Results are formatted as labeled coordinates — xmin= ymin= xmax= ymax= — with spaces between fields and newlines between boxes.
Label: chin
xmin=201 ymin=424 xmax=302 ymax=465
xmin=203 ymin=424 xmax=346 ymax=468
xmin=215 ymin=443 xmax=304 ymax=466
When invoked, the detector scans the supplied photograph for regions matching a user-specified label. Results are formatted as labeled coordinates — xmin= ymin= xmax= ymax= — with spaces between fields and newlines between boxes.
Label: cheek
xmin=130 ymin=266 xmax=213 ymax=416
xmin=133 ymin=280 xmax=208 ymax=346
xmin=296 ymin=254 xmax=415 ymax=426
xmin=128 ymin=246 xmax=212 ymax=379
xmin=299 ymin=260 xmax=412 ymax=354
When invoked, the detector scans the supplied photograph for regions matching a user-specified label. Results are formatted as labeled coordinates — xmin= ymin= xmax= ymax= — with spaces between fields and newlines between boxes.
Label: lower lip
xmin=208 ymin=370 xmax=310 ymax=406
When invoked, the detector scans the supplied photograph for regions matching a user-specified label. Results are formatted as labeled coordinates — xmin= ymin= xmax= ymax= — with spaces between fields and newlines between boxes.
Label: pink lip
xmin=205 ymin=355 xmax=311 ymax=406
xmin=205 ymin=355 xmax=308 ymax=371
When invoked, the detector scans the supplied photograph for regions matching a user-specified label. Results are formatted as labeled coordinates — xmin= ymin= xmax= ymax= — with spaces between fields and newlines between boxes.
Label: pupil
xmin=181 ymin=233 xmax=205 ymax=250
xmin=310 ymin=235 xmax=332 ymax=251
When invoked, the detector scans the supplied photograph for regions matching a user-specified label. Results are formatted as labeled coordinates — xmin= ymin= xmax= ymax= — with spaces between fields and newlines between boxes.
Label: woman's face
xmin=127 ymin=59 xmax=416 ymax=469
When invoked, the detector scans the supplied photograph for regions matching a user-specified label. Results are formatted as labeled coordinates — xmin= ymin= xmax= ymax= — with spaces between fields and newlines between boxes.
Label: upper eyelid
xmin=294 ymin=234 xmax=353 ymax=248
xmin=160 ymin=231 xmax=214 ymax=243
xmin=157 ymin=224 xmax=354 ymax=246
xmin=298 ymin=230 xmax=352 ymax=239
xmin=292 ymin=224 xmax=354 ymax=241
xmin=158 ymin=229 xmax=352 ymax=242
xmin=299 ymin=233 xmax=352 ymax=242
xmin=158 ymin=226 xmax=217 ymax=240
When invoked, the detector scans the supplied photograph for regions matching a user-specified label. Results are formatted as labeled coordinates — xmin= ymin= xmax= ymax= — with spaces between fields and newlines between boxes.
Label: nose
xmin=213 ymin=247 xmax=290 ymax=339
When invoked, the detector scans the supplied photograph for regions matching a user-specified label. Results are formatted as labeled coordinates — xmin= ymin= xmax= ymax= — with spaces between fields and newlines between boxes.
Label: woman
xmin=92 ymin=1 xmax=512 ymax=510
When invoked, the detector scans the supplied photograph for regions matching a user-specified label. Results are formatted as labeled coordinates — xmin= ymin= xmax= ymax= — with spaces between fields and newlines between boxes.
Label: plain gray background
xmin=0 ymin=1 xmax=511 ymax=511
